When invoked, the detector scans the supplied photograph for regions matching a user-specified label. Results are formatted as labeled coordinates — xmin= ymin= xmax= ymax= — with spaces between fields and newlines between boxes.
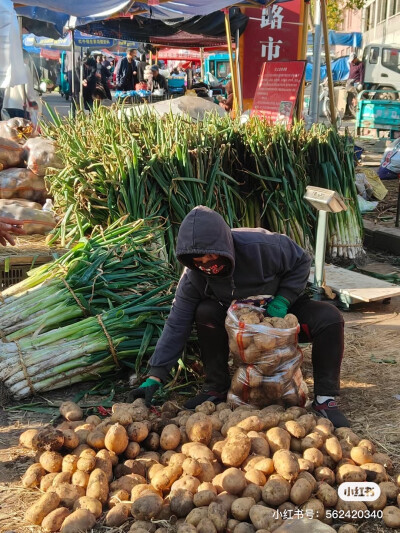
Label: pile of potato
xmin=19 ymin=399 xmax=400 ymax=532
xmin=226 ymin=305 xmax=306 ymax=409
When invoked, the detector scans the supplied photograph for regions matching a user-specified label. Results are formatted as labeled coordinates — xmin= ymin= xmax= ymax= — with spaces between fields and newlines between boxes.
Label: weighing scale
xmin=304 ymin=186 xmax=400 ymax=308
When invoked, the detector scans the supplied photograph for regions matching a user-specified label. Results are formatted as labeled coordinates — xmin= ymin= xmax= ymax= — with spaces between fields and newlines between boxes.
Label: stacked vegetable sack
xmin=43 ymin=107 xmax=363 ymax=261
xmin=20 ymin=399 xmax=400 ymax=532
xmin=0 ymin=117 xmax=60 ymax=234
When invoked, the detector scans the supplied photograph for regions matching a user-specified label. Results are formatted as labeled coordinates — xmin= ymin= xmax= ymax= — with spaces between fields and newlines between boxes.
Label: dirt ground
xmin=0 ymin=293 xmax=399 ymax=532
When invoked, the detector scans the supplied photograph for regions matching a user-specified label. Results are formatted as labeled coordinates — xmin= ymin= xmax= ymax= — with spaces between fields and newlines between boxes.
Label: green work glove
xmin=129 ymin=377 xmax=162 ymax=406
xmin=266 ymin=295 xmax=290 ymax=318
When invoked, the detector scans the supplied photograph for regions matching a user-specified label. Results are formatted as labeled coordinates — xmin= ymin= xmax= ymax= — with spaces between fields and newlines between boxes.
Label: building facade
xmin=334 ymin=7 xmax=362 ymax=57
xmin=363 ymin=0 xmax=400 ymax=46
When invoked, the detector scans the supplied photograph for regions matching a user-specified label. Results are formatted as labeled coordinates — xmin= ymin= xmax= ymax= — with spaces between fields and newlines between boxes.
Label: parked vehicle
xmin=362 ymin=43 xmax=400 ymax=100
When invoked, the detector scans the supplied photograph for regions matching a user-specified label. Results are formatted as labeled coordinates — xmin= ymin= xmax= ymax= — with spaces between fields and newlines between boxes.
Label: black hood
xmin=176 ymin=206 xmax=235 ymax=276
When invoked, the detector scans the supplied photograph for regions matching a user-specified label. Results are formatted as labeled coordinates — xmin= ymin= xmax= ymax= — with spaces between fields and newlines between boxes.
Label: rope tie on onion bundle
xmin=96 ymin=314 xmax=120 ymax=368
xmin=61 ymin=278 xmax=90 ymax=317
xmin=15 ymin=340 xmax=35 ymax=394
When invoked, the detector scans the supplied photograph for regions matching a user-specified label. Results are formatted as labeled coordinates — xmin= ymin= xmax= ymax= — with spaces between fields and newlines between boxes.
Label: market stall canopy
xmin=22 ymin=31 xmax=141 ymax=51
xmin=15 ymin=7 xmax=68 ymax=37
xmin=78 ymin=9 xmax=248 ymax=44
xmin=150 ymin=32 xmax=229 ymax=48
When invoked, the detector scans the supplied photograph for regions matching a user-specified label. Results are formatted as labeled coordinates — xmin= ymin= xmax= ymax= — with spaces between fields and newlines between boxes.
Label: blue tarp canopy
xmin=305 ymin=56 xmax=350 ymax=82
xmin=307 ymin=31 xmax=362 ymax=48
xmin=14 ymin=1 xmax=286 ymax=19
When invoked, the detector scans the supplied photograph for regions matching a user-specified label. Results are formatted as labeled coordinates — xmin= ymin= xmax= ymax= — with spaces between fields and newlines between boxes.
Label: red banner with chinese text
xmin=240 ymin=1 xmax=304 ymax=109
xmin=251 ymin=61 xmax=306 ymax=124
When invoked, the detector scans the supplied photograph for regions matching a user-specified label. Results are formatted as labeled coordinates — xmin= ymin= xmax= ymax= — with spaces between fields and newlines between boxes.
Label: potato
xmin=186 ymin=413 xmax=213 ymax=445
xmin=95 ymin=449 xmax=113 ymax=481
xmin=338 ymin=527 xmax=357 ymax=533
xmin=152 ymin=465 xmax=182 ymax=491
xmin=316 ymin=481 xmax=338 ymax=507
xmin=53 ymin=483 xmax=85 ymax=508
xmin=86 ymin=468 xmax=109 ymax=504
xmin=197 ymin=517 xmax=217 ymax=533
xmin=25 ymin=491 xmax=60 ymax=525
xmin=266 ymin=427 xmax=290 ymax=453
xmin=248 ymin=432 xmax=270 ymax=457
xmin=314 ymin=423 xmax=332 ymax=438
xmin=186 ymin=507 xmax=209 ymax=527
xmin=170 ymin=488 xmax=194 ymax=517
xmin=335 ymin=428 xmax=360 ymax=446
xmin=60 ymin=509 xmax=96 ymax=532
xmin=231 ymin=497 xmax=255 ymax=521
xmin=232 ymin=523 xmax=255 ymax=533
xmin=253 ymin=458 xmax=274 ymax=476
xmin=194 ymin=490 xmax=217 ymax=507
xmin=41 ymin=507 xmax=70 ymax=532
xmin=216 ymin=492 xmax=238 ymax=513
xmin=62 ymin=454 xmax=78 ymax=474
xmin=301 ymin=431 xmax=324 ymax=450
xmin=77 ymin=454 xmax=96 ymax=473
xmin=40 ymin=451 xmax=63 ymax=473
xmin=350 ymin=446 xmax=374 ymax=465
xmin=181 ymin=457 xmax=201 ymax=477
xmin=221 ymin=432 xmax=251 ymax=467
xmin=221 ymin=467 xmax=247 ymax=495
xmin=373 ymin=452 xmax=393 ymax=474
xmin=62 ymin=429 xmax=79 ymax=450
xmin=244 ymin=469 xmax=266 ymax=486
xmin=71 ymin=470 xmax=89 ymax=489
xmin=60 ymin=401 xmax=83 ymax=422
xmin=322 ymin=455 xmax=336 ymax=470
xmin=298 ymin=470 xmax=317 ymax=491
xmin=32 ymin=427 xmax=64 ymax=451
xmin=336 ymin=463 xmax=367 ymax=483
xmin=181 ymin=442 xmax=215 ymax=462
xmin=131 ymin=484 xmax=162 ymax=503
xmin=70 ymin=444 xmax=93 ymax=457
xmin=323 ymin=436 xmax=342 ymax=462
xmin=301 ymin=497 xmax=325 ymax=519
xmin=124 ymin=441 xmax=140 ymax=460
xmin=290 ymin=478 xmax=313 ymax=505
xmin=249 ymin=505 xmax=283 ymax=530
xmin=335 ymin=498 xmax=368 ymax=523
xmin=207 ymin=501 xmax=227 ymax=533
xmin=110 ymin=473 xmax=146 ymax=493
xmin=314 ymin=466 xmax=335 ymax=485
xmin=104 ymin=423 xmax=129 ymax=454
xmin=160 ymin=424 xmax=181 ymax=451
xmin=144 ymin=432 xmax=161 ymax=451
xmin=360 ymin=462 xmax=388 ymax=483
xmin=169 ymin=452 xmax=188 ymax=468
xmin=22 ymin=462 xmax=46 ymax=488
xmin=86 ymin=431 xmax=105 ymax=450
xmin=303 ymin=446 xmax=324 ymax=468
xmin=242 ymin=484 xmax=262 ymax=502
xmin=148 ymin=463 xmax=164 ymax=482
xmin=52 ymin=472 xmax=72 ymax=486
xmin=111 ymin=409 xmax=133 ymax=426
xmin=262 ymin=476 xmax=291 ymax=506
xmin=40 ymin=472 xmax=59 ymax=492
xmin=379 ymin=482 xmax=399 ymax=501
xmin=108 ymin=489 xmax=130 ymax=507
xmin=171 ymin=475 xmax=200 ymax=494
xmin=281 ymin=420 xmax=306 ymax=439
xmin=105 ymin=502 xmax=130 ymax=526
xmin=19 ymin=429 xmax=39 ymax=449
xmin=367 ymin=491 xmax=387 ymax=511
xmin=131 ymin=493 xmax=163 ymax=520
xmin=383 ymin=506 xmax=400 ymax=528
xmin=85 ymin=415 xmax=101 ymax=426
xmin=273 ymin=449 xmax=300 ymax=482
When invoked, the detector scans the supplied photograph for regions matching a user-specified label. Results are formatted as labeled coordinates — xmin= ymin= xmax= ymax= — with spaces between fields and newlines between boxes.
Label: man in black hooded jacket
xmin=130 ymin=206 xmax=349 ymax=427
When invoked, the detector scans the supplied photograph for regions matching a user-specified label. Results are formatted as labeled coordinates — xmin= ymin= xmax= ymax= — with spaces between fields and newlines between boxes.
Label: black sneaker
xmin=184 ymin=389 xmax=228 ymax=410
xmin=312 ymin=399 xmax=350 ymax=428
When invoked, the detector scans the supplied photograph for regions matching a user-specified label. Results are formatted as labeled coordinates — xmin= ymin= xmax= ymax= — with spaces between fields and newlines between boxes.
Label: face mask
xmin=195 ymin=257 xmax=229 ymax=275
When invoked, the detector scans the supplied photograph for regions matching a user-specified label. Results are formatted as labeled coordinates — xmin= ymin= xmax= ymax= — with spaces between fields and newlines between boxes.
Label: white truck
xmin=362 ymin=43 xmax=400 ymax=99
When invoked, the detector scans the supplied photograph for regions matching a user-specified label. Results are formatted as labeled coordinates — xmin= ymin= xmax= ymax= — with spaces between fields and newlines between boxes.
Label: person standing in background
xmin=136 ymin=53 xmax=147 ymax=84
xmin=95 ymin=54 xmax=112 ymax=100
xmin=116 ymin=49 xmax=138 ymax=91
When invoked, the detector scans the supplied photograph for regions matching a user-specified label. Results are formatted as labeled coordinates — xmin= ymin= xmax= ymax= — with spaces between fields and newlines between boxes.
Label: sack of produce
xmin=0 ymin=198 xmax=43 ymax=210
xmin=0 ymin=168 xmax=47 ymax=203
xmin=24 ymin=137 xmax=63 ymax=177
xmin=0 ymin=203 xmax=56 ymax=234
xmin=0 ymin=118 xmax=35 ymax=144
xmin=226 ymin=302 xmax=307 ymax=409
xmin=0 ymin=137 xmax=26 ymax=170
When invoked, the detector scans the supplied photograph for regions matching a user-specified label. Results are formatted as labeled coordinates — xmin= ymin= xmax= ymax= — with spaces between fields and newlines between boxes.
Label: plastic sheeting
xmin=0 ymin=0 xmax=28 ymax=89
xmin=307 ymin=31 xmax=362 ymax=48
xmin=305 ymin=56 xmax=350 ymax=82
xmin=12 ymin=0 xmax=131 ymax=18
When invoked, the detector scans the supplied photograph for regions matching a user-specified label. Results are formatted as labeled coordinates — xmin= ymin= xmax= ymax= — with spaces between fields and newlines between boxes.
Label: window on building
xmin=379 ymin=0 xmax=388 ymax=22
xmin=397 ymin=0 xmax=400 ymax=13
xmin=382 ymin=47 xmax=400 ymax=73
xmin=389 ymin=0 xmax=397 ymax=16
xmin=369 ymin=47 xmax=379 ymax=64
xmin=369 ymin=1 xmax=376 ymax=28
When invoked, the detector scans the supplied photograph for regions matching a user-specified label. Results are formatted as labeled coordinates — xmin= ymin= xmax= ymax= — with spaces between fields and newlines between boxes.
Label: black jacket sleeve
xmin=275 ymin=235 xmax=311 ymax=304
xmin=149 ymin=270 xmax=202 ymax=381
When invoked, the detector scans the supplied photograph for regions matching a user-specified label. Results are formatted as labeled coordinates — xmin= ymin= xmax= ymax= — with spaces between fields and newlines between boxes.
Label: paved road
xmin=40 ymin=92 xmax=71 ymax=120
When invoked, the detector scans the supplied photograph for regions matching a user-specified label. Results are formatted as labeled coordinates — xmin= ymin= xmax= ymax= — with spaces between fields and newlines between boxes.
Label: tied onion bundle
xmin=0 ymin=219 xmax=177 ymax=398
xmin=43 ymin=106 xmax=363 ymax=262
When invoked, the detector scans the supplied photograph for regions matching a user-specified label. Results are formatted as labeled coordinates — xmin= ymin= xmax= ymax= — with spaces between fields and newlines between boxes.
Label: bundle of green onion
xmin=43 ymin=106 xmax=363 ymax=262
xmin=0 ymin=219 xmax=177 ymax=398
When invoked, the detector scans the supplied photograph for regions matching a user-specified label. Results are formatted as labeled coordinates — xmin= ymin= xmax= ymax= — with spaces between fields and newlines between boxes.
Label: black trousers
xmin=195 ymin=297 xmax=344 ymax=397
